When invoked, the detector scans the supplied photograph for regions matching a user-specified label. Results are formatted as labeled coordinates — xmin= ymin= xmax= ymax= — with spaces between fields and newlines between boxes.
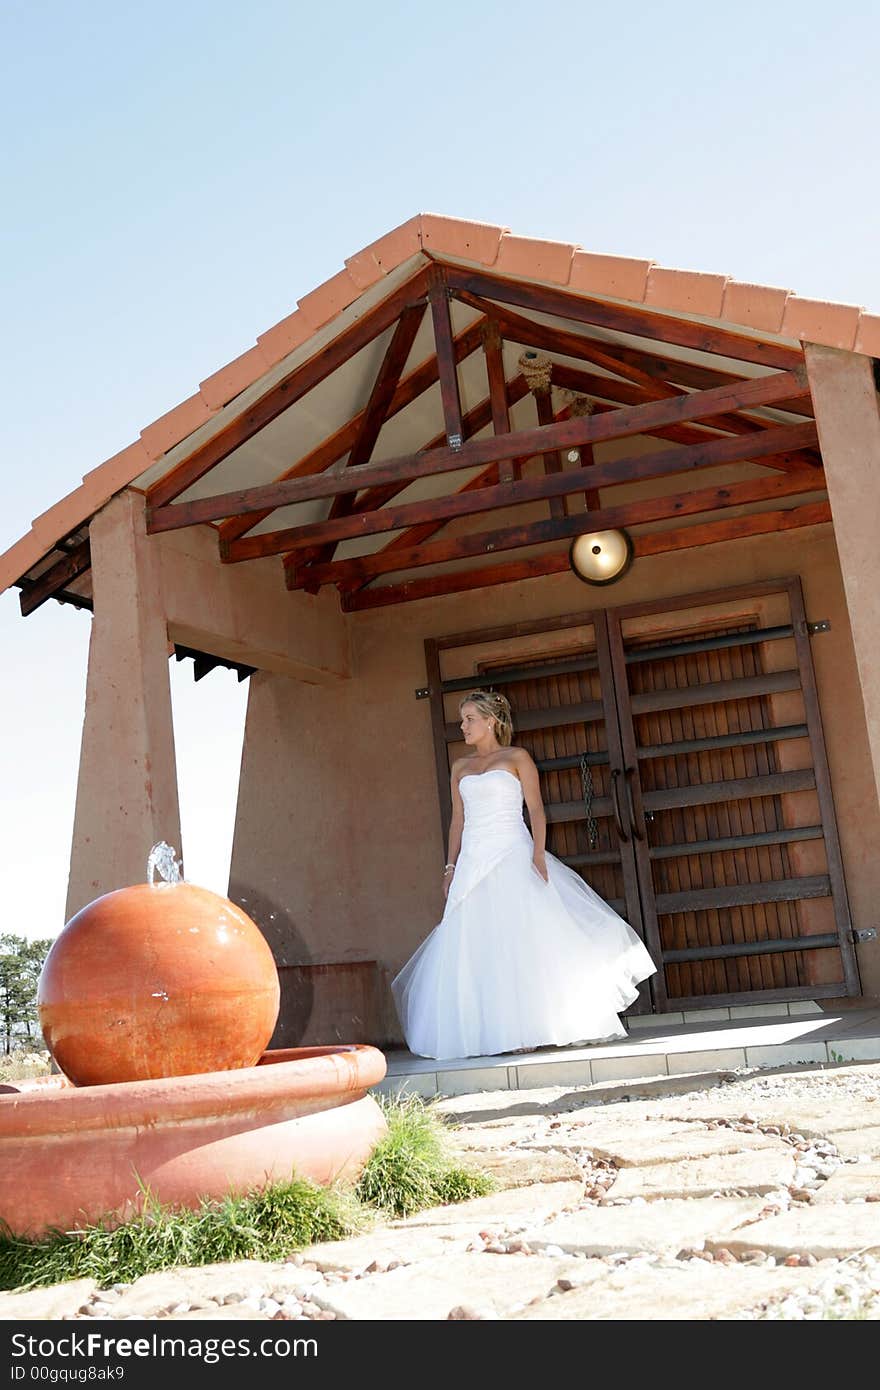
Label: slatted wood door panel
xmin=424 ymin=612 xmax=650 ymax=1010
xmin=606 ymin=577 xmax=860 ymax=1011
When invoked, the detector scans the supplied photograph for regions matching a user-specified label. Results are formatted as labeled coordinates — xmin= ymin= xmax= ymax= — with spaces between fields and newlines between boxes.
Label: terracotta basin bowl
xmin=0 ymin=1045 xmax=387 ymax=1238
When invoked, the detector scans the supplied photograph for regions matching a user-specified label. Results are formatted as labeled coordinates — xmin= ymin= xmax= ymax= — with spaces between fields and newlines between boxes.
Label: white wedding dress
xmin=391 ymin=768 xmax=658 ymax=1060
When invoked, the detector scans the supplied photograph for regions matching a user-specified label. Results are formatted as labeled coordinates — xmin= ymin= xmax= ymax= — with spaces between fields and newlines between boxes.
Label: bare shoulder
xmin=450 ymin=756 xmax=477 ymax=782
xmin=509 ymin=745 xmax=537 ymax=771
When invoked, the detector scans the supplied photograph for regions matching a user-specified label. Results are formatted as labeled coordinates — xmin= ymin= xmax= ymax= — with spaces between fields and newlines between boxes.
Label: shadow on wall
xmin=228 ymin=880 xmax=400 ymax=1049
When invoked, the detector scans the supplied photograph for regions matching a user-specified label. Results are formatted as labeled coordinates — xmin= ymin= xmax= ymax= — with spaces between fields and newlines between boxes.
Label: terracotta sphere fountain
xmin=0 ymin=844 xmax=387 ymax=1237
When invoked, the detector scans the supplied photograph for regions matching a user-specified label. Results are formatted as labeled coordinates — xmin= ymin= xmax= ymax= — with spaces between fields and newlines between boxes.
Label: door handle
xmin=610 ymin=768 xmax=629 ymax=843
xmin=623 ymin=766 xmax=645 ymax=841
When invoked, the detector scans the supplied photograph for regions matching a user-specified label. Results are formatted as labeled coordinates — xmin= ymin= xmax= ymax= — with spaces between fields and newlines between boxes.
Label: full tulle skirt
xmin=392 ymin=801 xmax=657 ymax=1061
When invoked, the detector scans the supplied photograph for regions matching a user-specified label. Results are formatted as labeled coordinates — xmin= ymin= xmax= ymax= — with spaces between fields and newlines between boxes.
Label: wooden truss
xmin=52 ymin=259 xmax=834 ymax=614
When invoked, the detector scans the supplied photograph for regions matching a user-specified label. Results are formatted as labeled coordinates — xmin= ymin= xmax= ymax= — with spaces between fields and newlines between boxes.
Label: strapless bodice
xmin=459 ymin=768 xmax=529 ymax=849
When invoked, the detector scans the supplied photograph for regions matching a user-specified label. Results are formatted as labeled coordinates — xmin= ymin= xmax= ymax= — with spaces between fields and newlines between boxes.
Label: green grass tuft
xmin=0 ymin=1095 xmax=493 ymax=1292
xmin=0 ymin=1178 xmax=363 ymax=1293
xmin=355 ymin=1093 xmax=494 ymax=1217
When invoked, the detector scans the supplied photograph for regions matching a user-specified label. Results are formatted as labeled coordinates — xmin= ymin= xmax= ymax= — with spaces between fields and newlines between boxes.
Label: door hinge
xmin=415 ymin=686 xmax=429 ymax=699
xmin=852 ymin=927 xmax=877 ymax=943
xmin=807 ymin=620 xmax=831 ymax=635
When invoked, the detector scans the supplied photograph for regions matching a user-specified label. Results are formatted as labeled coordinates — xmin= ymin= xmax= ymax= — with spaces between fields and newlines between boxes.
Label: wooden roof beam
xmin=248 ymin=418 xmax=819 ymax=568
xmin=291 ymin=374 xmax=531 ymax=582
xmin=340 ymin=501 xmax=832 ymax=612
xmin=182 ymin=311 xmax=488 ymax=545
xmin=428 ymin=270 xmax=463 ymax=446
xmin=19 ymin=539 xmax=91 ymax=617
xmin=452 ymin=289 xmax=818 ymax=455
xmin=483 ymin=321 xmax=514 ymax=483
xmin=549 ymin=363 xmax=821 ymax=473
xmin=295 ymin=302 xmax=427 ymax=571
xmin=154 ymin=366 xmax=807 ymax=536
xmin=340 ymin=393 xmax=596 ymax=597
xmin=448 ymin=289 xmax=813 ymax=417
xmin=442 ymin=264 xmax=805 ymax=371
xmin=285 ymin=466 xmax=822 ymax=590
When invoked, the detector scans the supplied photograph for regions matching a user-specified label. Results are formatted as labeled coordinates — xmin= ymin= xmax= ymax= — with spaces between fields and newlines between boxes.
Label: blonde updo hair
xmin=458 ymin=689 xmax=514 ymax=747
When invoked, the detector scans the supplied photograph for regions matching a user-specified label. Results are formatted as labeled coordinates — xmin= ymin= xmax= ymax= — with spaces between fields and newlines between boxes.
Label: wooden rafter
xmin=170 ymin=313 xmax=489 ymax=545
xmin=449 ymin=291 xmax=814 ymax=418
xmin=452 ymin=289 xmax=819 ymax=458
xmin=574 ymin=342 xmax=815 ymax=418
xmin=428 ymin=271 xmax=463 ymax=445
xmin=339 ymin=501 xmax=832 ymax=612
xmin=155 ymin=367 xmax=807 ymax=536
xmin=532 ymin=383 xmax=566 ymax=520
xmin=442 ymin=264 xmax=805 ymax=371
xmin=635 ymin=501 xmax=831 ymax=557
xmin=344 ymin=302 xmax=427 ymax=470
xmin=294 ymin=301 xmax=426 ymax=572
xmin=337 ymin=380 xmax=815 ymax=598
xmin=277 ymin=418 xmax=817 ymax=579
xmin=18 ymin=539 xmax=91 ymax=617
xmin=338 ymin=389 xmax=591 ymax=598
xmin=549 ymin=363 xmax=820 ymax=472
xmin=145 ymin=265 xmax=433 ymax=511
xmin=294 ymin=374 xmax=532 ymax=588
xmin=459 ymin=289 xmax=682 ymax=402
xmin=285 ymin=468 xmax=822 ymax=590
xmin=482 ymin=321 xmax=514 ymax=483
xmin=341 ymin=384 xmax=811 ymax=601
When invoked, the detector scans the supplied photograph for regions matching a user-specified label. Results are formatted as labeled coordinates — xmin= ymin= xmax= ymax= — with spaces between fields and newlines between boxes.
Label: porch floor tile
xmin=378 ymin=1005 xmax=880 ymax=1097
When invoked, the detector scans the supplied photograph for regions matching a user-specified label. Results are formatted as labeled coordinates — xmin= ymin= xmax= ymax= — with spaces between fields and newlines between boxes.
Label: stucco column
xmin=66 ymin=490 xmax=181 ymax=918
xmin=805 ymin=344 xmax=880 ymax=805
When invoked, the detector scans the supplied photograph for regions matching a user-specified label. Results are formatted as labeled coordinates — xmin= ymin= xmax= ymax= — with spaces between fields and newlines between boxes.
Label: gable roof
xmin=4 ymin=212 xmax=876 ymax=609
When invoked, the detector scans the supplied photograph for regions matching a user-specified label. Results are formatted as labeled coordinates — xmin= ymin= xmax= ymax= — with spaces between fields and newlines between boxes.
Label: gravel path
xmin=3 ymin=1059 xmax=880 ymax=1321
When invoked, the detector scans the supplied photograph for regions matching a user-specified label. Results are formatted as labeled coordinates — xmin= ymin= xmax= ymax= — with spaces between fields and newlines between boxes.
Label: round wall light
xmin=569 ymin=528 xmax=634 ymax=586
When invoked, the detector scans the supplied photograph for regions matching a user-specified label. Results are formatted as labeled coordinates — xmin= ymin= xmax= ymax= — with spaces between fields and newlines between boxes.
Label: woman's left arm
xmin=518 ymin=750 xmax=549 ymax=882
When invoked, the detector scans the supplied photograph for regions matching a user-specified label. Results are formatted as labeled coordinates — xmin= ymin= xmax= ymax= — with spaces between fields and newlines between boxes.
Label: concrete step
xmin=378 ymin=1004 xmax=880 ymax=1099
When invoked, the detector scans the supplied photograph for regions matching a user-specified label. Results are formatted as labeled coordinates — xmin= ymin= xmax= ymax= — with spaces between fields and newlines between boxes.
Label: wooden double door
xmin=424 ymin=577 xmax=860 ymax=1013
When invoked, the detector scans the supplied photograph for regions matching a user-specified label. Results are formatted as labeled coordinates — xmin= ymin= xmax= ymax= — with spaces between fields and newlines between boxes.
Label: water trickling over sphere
xmin=37 ymin=883 xmax=280 ymax=1086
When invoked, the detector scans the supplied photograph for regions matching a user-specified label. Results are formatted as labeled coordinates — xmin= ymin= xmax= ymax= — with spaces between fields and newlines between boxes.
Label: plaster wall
xmin=229 ymin=521 xmax=880 ymax=1040
xmin=155 ymin=525 xmax=350 ymax=682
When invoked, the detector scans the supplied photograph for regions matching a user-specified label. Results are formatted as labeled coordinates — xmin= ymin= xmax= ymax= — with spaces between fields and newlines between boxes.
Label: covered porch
xmin=3 ymin=214 xmax=880 ymax=1051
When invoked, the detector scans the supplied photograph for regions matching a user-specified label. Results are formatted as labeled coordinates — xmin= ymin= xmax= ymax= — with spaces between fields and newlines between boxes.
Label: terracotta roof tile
xmin=721 ymin=281 xmax=791 ymax=335
xmin=568 ymin=251 xmax=653 ymax=302
xmin=781 ymin=296 xmax=861 ymax=351
xmin=645 ymin=266 xmax=730 ymax=318
xmin=256 ymin=308 xmax=314 ymax=368
xmin=0 ymin=532 xmax=44 ymax=595
xmin=494 ymin=233 xmax=577 ymax=285
xmin=418 ymin=213 xmax=507 ymax=266
xmin=352 ymin=216 xmax=422 ymax=279
xmin=199 ymin=346 xmax=268 ymax=410
xmin=81 ymin=440 xmax=154 ymax=492
xmin=296 ymin=266 xmax=363 ymax=331
xmin=30 ymin=491 xmax=91 ymax=545
xmin=854 ymin=311 xmax=880 ymax=358
xmin=30 ymin=441 xmax=150 ymax=553
xmin=344 ymin=246 xmax=388 ymax=291
xmin=139 ymin=393 xmax=218 ymax=462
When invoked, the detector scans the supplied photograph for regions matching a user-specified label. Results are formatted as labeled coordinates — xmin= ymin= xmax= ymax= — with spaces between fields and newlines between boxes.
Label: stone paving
xmin=3 ymin=1060 xmax=880 ymax=1321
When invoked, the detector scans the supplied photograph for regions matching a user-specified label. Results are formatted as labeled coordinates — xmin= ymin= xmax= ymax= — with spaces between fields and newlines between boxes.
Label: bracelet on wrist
xmin=444 ymin=863 xmax=456 ymax=872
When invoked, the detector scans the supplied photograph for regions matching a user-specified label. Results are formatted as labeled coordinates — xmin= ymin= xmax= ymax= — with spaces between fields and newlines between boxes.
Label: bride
xmin=391 ymin=689 xmax=658 ymax=1060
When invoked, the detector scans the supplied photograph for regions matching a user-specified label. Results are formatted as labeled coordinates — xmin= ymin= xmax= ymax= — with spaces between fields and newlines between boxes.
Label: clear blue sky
xmin=2 ymin=0 xmax=879 ymax=939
